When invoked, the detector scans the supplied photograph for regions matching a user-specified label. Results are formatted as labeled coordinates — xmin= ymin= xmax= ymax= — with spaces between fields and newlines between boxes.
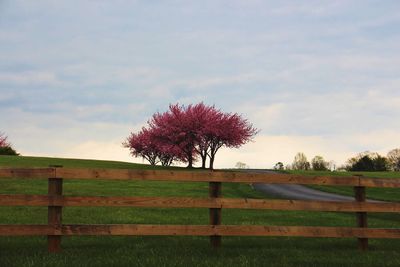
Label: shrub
xmin=0 ymin=146 xmax=19 ymax=156
xmin=311 ymin=156 xmax=328 ymax=171
xmin=347 ymin=152 xmax=389 ymax=171
xmin=0 ymin=132 xmax=19 ymax=156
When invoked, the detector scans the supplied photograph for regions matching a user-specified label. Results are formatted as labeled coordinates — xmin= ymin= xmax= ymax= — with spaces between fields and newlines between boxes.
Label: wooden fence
xmin=0 ymin=167 xmax=400 ymax=252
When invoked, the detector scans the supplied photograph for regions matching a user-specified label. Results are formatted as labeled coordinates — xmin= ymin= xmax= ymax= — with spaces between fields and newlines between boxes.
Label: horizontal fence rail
xmin=1 ymin=167 xmax=400 ymax=188
xmin=1 ymin=225 xmax=400 ymax=238
xmin=1 ymin=194 xmax=400 ymax=212
xmin=0 ymin=167 xmax=399 ymax=252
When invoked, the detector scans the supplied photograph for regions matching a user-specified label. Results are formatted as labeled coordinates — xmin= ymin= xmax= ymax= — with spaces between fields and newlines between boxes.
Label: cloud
xmin=215 ymin=131 xmax=400 ymax=169
xmin=237 ymin=88 xmax=400 ymax=136
xmin=1 ymin=1 xmax=400 ymax=169
xmin=59 ymin=140 xmax=134 ymax=163
xmin=0 ymin=71 xmax=63 ymax=86
xmin=269 ymin=1 xmax=348 ymax=17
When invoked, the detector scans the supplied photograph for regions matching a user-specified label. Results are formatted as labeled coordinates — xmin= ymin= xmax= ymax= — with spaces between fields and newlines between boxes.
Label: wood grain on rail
xmin=1 ymin=167 xmax=400 ymax=187
xmin=0 ymin=168 xmax=54 ymax=179
xmin=0 ymin=225 xmax=58 ymax=236
xmin=57 ymin=168 xmax=361 ymax=185
xmin=59 ymin=225 xmax=400 ymax=238
xmin=1 ymin=194 xmax=400 ymax=212
xmin=359 ymin=178 xmax=400 ymax=188
xmin=57 ymin=168 xmax=400 ymax=188
xmin=1 ymin=224 xmax=399 ymax=238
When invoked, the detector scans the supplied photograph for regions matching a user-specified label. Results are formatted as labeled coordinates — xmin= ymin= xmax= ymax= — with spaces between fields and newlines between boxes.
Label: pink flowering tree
xmin=0 ymin=132 xmax=19 ymax=156
xmin=0 ymin=132 xmax=9 ymax=147
xmin=191 ymin=109 xmax=258 ymax=169
xmin=123 ymin=127 xmax=182 ymax=166
xmin=149 ymin=104 xmax=200 ymax=168
xmin=124 ymin=103 xmax=257 ymax=169
xmin=206 ymin=112 xmax=258 ymax=169
xmin=123 ymin=128 xmax=159 ymax=165
xmin=183 ymin=103 xmax=219 ymax=168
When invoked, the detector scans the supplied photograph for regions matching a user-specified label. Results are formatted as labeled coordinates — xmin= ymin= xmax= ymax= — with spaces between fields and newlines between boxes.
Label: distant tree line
xmin=235 ymin=161 xmax=249 ymax=169
xmin=277 ymin=148 xmax=400 ymax=172
xmin=124 ymin=103 xmax=258 ymax=170
xmin=279 ymin=152 xmax=332 ymax=171
xmin=346 ymin=150 xmax=399 ymax=172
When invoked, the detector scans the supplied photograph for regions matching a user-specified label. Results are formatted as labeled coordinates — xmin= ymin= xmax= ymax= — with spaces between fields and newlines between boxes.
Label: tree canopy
xmin=311 ymin=155 xmax=328 ymax=171
xmin=346 ymin=151 xmax=389 ymax=171
xmin=387 ymin=148 xmax=400 ymax=171
xmin=292 ymin=152 xmax=310 ymax=170
xmin=124 ymin=103 xmax=257 ymax=169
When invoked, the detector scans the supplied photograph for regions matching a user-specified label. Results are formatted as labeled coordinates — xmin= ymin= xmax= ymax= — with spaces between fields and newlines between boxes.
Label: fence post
xmin=209 ymin=181 xmax=222 ymax=248
xmin=48 ymin=165 xmax=63 ymax=253
xmin=354 ymin=174 xmax=368 ymax=251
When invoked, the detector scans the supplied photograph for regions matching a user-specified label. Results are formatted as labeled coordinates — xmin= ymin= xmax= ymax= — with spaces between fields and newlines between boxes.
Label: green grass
xmin=0 ymin=155 xmax=182 ymax=169
xmin=286 ymin=170 xmax=400 ymax=202
xmin=1 ymin=156 xmax=400 ymax=267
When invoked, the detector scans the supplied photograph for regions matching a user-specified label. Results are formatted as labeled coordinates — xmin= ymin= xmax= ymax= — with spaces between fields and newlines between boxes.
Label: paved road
xmin=248 ymin=170 xmax=377 ymax=202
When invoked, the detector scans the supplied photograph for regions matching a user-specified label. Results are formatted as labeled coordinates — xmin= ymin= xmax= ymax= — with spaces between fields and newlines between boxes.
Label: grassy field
xmin=1 ymin=156 xmax=400 ymax=267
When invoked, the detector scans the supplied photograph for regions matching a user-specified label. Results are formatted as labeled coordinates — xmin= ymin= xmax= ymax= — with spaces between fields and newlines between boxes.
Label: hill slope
xmin=0 ymin=155 xmax=183 ymax=169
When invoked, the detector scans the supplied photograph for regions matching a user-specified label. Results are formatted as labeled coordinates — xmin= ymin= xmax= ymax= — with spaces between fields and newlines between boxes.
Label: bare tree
xmin=311 ymin=156 xmax=328 ymax=171
xmin=328 ymin=160 xmax=336 ymax=171
xmin=387 ymin=148 xmax=400 ymax=171
xmin=235 ymin=162 xmax=249 ymax=169
xmin=292 ymin=152 xmax=310 ymax=170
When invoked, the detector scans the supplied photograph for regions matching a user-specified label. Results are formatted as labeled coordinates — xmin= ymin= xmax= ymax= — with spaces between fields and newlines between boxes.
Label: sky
xmin=1 ymin=0 xmax=400 ymax=169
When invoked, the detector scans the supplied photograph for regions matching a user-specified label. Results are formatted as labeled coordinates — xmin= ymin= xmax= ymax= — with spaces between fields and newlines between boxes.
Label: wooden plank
xmin=209 ymin=182 xmax=222 ymax=247
xmin=0 ymin=168 xmax=54 ymax=179
xmin=359 ymin=178 xmax=400 ymax=188
xmin=56 ymin=168 xmax=362 ymax=186
xmin=218 ymin=199 xmax=400 ymax=213
xmin=57 ymin=168 xmax=400 ymax=188
xmin=0 ymin=225 xmax=58 ymax=236
xmin=0 ymin=194 xmax=62 ymax=206
xmin=1 ymin=224 xmax=399 ymax=239
xmin=1 ymin=194 xmax=400 ymax=213
xmin=58 ymin=225 xmax=400 ymax=238
xmin=1 ymin=167 xmax=400 ymax=188
xmin=354 ymin=186 xmax=368 ymax=250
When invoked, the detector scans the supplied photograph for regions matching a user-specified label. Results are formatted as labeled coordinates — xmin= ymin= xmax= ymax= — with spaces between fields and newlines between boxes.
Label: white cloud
xmin=60 ymin=140 xmax=133 ymax=163
xmin=1 ymin=1 xmax=400 ymax=169
xmin=0 ymin=71 xmax=63 ymax=86
xmin=237 ymin=88 xmax=400 ymax=136
xmin=215 ymin=131 xmax=400 ymax=169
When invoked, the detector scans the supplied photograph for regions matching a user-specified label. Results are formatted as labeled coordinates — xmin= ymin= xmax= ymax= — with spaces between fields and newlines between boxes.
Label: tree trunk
xmin=187 ymin=155 xmax=193 ymax=168
xmin=201 ymin=154 xmax=207 ymax=169
xmin=209 ymin=145 xmax=222 ymax=170
xmin=149 ymin=158 xmax=156 ymax=165
xmin=209 ymin=155 xmax=215 ymax=170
